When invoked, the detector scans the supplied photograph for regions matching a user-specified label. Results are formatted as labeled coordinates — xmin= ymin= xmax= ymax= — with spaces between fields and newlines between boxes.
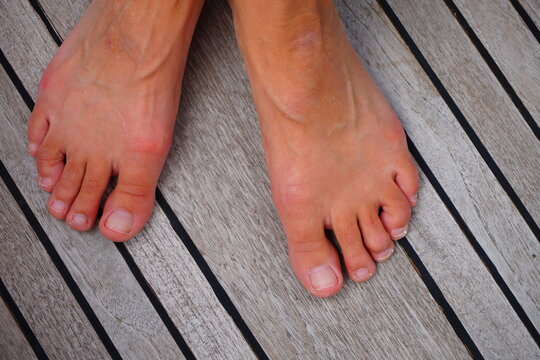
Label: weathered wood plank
xmin=0 ymin=297 xmax=38 ymax=360
xmin=339 ymin=0 xmax=540 ymax=332
xmin=0 ymin=1 xmax=256 ymax=358
xmin=0 ymin=171 xmax=110 ymax=359
xmin=518 ymin=0 xmax=540 ymax=29
xmin=385 ymin=0 xmax=540 ymax=224
xmin=452 ymin=0 xmax=540 ymax=126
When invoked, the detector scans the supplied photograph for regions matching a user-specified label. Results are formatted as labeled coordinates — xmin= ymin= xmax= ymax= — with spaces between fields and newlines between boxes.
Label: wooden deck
xmin=0 ymin=0 xmax=538 ymax=358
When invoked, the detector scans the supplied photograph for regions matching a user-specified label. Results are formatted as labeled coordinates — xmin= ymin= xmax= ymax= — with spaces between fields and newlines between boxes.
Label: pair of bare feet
xmin=28 ymin=0 xmax=418 ymax=297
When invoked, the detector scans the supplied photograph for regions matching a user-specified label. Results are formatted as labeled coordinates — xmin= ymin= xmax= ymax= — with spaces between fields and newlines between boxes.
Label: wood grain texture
xmin=0 ymin=298 xmax=38 ymax=360
xmin=0 ymin=1 xmax=257 ymax=358
xmin=340 ymin=0 xmax=540 ymax=333
xmin=518 ymin=0 xmax=540 ymax=29
xmin=0 ymin=172 xmax=110 ymax=359
xmin=385 ymin=0 xmax=540 ymax=224
xmin=452 ymin=0 xmax=540 ymax=126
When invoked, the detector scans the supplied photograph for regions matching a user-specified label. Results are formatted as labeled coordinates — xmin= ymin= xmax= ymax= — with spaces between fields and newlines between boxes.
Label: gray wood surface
xmin=453 ymin=0 xmax=540 ymax=126
xmin=0 ymin=297 xmax=38 ymax=360
xmin=0 ymin=1 xmax=256 ymax=358
xmin=0 ymin=173 xmax=110 ymax=359
xmin=340 ymin=0 xmax=540 ymax=332
xmin=519 ymin=0 xmax=540 ymax=29
xmin=385 ymin=0 xmax=540 ymax=225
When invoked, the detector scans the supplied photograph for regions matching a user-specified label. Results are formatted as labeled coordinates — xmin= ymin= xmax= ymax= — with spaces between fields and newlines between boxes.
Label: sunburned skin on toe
xmin=28 ymin=0 xmax=204 ymax=241
xmin=231 ymin=0 xmax=419 ymax=297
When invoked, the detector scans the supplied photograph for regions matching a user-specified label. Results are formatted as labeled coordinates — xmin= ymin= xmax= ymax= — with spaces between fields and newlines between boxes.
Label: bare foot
xmin=28 ymin=0 xmax=203 ymax=241
xmin=231 ymin=0 xmax=419 ymax=297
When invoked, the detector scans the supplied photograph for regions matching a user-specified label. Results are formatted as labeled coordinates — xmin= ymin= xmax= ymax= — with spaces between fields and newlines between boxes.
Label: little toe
xmin=99 ymin=156 xmax=162 ymax=242
xmin=67 ymin=161 xmax=111 ymax=231
xmin=359 ymin=208 xmax=394 ymax=263
xmin=34 ymin=139 xmax=65 ymax=192
xmin=284 ymin=218 xmax=344 ymax=297
xmin=48 ymin=157 xmax=86 ymax=219
xmin=27 ymin=106 xmax=49 ymax=156
xmin=331 ymin=209 xmax=375 ymax=282
xmin=394 ymin=158 xmax=419 ymax=206
xmin=379 ymin=184 xmax=412 ymax=241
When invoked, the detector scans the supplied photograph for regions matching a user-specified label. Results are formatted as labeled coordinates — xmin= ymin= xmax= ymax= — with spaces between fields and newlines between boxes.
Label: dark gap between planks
xmin=509 ymin=0 xmax=540 ymax=44
xmin=443 ymin=0 xmax=539 ymax=140
xmin=377 ymin=0 xmax=540 ymax=346
xmin=0 ymin=276 xmax=49 ymax=360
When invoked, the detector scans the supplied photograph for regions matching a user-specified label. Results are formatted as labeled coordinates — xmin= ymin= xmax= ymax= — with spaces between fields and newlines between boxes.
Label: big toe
xmin=284 ymin=217 xmax=344 ymax=297
xmin=99 ymin=156 xmax=162 ymax=242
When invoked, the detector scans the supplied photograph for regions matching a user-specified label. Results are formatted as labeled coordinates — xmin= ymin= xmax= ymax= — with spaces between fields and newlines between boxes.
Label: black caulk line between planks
xmin=509 ymin=0 xmax=540 ymax=44
xmin=29 ymin=1 xmax=269 ymax=357
xmin=443 ymin=0 xmax=540 ymax=140
xmin=376 ymin=0 xmax=540 ymax=240
xmin=0 ymin=277 xmax=49 ymax=360
xmin=397 ymin=238 xmax=484 ymax=359
xmin=114 ymin=243 xmax=196 ymax=360
xmin=0 ymin=161 xmax=121 ymax=359
xmin=156 ymin=190 xmax=269 ymax=360
xmin=408 ymin=136 xmax=540 ymax=346
xmin=378 ymin=0 xmax=540 ymax=344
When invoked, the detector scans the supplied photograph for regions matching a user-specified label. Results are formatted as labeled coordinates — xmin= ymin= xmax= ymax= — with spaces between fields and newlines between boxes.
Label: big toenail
xmin=309 ymin=264 xmax=338 ymax=290
xmin=352 ymin=268 xmax=372 ymax=282
xmin=28 ymin=143 xmax=37 ymax=155
xmin=38 ymin=177 xmax=53 ymax=189
xmin=391 ymin=226 xmax=408 ymax=240
xmin=71 ymin=213 xmax=89 ymax=226
xmin=375 ymin=247 xmax=394 ymax=262
xmin=105 ymin=209 xmax=133 ymax=234
xmin=51 ymin=200 xmax=67 ymax=214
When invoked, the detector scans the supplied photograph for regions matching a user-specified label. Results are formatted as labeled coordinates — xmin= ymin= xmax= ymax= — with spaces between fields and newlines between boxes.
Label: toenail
xmin=375 ymin=247 xmax=394 ymax=262
xmin=391 ymin=226 xmax=408 ymax=240
xmin=71 ymin=213 xmax=89 ymax=226
xmin=51 ymin=200 xmax=67 ymax=214
xmin=352 ymin=268 xmax=372 ymax=282
xmin=105 ymin=209 xmax=133 ymax=234
xmin=38 ymin=177 xmax=53 ymax=189
xmin=309 ymin=264 xmax=338 ymax=290
xmin=28 ymin=143 xmax=37 ymax=155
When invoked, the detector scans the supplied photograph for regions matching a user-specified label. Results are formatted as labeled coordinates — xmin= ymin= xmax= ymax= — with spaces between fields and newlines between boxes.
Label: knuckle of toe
xmin=336 ymin=229 xmax=359 ymax=246
xmin=127 ymin=131 xmax=172 ymax=157
xmin=289 ymin=237 xmax=324 ymax=254
xmin=116 ymin=182 xmax=154 ymax=200
xmin=84 ymin=176 xmax=107 ymax=192
xmin=272 ymin=183 xmax=312 ymax=210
